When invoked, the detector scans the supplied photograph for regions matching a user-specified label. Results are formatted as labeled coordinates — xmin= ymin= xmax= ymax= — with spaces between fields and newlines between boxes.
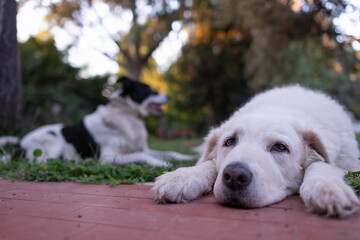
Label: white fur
xmin=152 ymin=85 xmax=360 ymax=217
xmin=0 ymin=136 xmax=19 ymax=146
xmin=20 ymin=124 xmax=74 ymax=161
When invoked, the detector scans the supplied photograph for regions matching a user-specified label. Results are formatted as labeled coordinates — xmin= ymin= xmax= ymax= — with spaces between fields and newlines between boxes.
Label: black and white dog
xmin=2 ymin=77 xmax=193 ymax=166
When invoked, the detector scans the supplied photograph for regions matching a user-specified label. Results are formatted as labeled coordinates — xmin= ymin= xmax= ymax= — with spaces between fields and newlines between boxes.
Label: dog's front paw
xmin=300 ymin=178 xmax=360 ymax=217
xmin=152 ymin=167 xmax=213 ymax=203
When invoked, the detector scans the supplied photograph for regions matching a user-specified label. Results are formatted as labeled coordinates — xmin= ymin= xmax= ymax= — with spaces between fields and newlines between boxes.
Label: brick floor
xmin=0 ymin=178 xmax=359 ymax=240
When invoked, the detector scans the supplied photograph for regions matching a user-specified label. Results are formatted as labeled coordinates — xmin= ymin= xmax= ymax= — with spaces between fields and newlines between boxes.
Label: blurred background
xmin=1 ymin=0 xmax=360 ymax=138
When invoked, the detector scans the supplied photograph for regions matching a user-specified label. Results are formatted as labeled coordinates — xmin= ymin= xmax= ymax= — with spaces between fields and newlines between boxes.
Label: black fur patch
xmin=11 ymin=145 xmax=26 ymax=160
xmin=61 ymin=121 xmax=100 ymax=159
xmin=118 ymin=76 xmax=157 ymax=104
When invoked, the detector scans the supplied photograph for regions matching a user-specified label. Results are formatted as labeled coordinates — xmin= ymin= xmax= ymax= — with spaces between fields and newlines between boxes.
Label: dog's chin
xmin=214 ymin=185 xmax=266 ymax=209
xmin=215 ymin=186 xmax=287 ymax=210
xmin=217 ymin=194 xmax=258 ymax=209
xmin=223 ymin=201 xmax=254 ymax=209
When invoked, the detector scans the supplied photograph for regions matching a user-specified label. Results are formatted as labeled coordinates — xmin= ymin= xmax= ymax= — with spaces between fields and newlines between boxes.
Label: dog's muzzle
xmin=215 ymin=162 xmax=256 ymax=208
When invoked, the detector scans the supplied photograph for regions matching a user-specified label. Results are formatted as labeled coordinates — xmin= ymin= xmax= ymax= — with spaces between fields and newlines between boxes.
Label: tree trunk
xmin=0 ymin=0 xmax=22 ymax=131
xmin=125 ymin=61 xmax=143 ymax=81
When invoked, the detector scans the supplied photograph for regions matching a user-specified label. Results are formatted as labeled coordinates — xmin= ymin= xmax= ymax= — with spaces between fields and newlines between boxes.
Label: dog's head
xmin=199 ymin=113 xmax=328 ymax=208
xmin=110 ymin=76 xmax=169 ymax=117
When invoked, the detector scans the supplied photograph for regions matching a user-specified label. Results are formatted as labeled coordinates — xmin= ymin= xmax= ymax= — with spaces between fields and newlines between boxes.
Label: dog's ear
xmin=197 ymin=128 xmax=220 ymax=164
xmin=301 ymin=130 xmax=329 ymax=168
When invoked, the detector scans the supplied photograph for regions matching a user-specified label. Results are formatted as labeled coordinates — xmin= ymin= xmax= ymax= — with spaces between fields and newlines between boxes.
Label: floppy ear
xmin=301 ymin=131 xmax=329 ymax=168
xmin=197 ymin=128 xmax=220 ymax=165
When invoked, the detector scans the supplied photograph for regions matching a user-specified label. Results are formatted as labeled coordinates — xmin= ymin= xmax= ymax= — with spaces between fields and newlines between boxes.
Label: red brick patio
xmin=0 ymin=178 xmax=359 ymax=240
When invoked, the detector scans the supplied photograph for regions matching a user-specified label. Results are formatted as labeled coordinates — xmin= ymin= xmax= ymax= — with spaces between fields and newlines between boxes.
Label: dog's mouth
xmin=148 ymin=102 xmax=165 ymax=114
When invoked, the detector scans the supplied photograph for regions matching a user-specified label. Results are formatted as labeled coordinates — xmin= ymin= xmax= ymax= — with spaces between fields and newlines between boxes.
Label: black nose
xmin=222 ymin=163 xmax=253 ymax=190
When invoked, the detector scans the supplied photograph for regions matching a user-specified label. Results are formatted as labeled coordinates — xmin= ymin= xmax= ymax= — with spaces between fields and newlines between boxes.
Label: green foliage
xmin=287 ymin=42 xmax=345 ymax=90
xmin=0 ymin=158 xmax=170 ymax=185
xmin=166 ymin=19 xmax=253 ymax=132
xmin=32 ymin=149 xmax=42 ymax=158
xmin=345 ymin=171 xmax=360 ymax=195
xmin=287 ymin=42 xmax=360 ymax=118
xmin=165 ymin=0 xmax=360 ymax=133
xmin=20 ymin=37 xmax=108 ymax=130
xmin=212 ymin=0 xmax=358 ymax=90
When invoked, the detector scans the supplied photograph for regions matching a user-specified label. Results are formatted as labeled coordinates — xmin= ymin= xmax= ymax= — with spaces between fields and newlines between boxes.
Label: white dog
xmin=152 ymin=85 xmax=360 ymax=217
xmin=1 ymin=77 xmax=193 ymax=166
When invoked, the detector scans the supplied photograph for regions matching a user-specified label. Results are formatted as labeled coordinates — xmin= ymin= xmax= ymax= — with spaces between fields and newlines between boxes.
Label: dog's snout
xmin=222 ymin=163 xmax=252 ymax=190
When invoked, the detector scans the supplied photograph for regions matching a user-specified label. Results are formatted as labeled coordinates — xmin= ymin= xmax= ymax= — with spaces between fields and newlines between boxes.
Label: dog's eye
xmin=271 ymin=143 xmax=288 ymax=153
xmin=224 ymin=137 xmax=237 ymax=147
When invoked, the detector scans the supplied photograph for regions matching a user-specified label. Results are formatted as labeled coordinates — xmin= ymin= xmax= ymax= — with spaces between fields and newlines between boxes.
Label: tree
xmin=167 ymin=0 xmax=360 ymax=132
xmin=166 ymin=1 xmax=253 ymax=132
xmin=214 ymin=0 xmax=360 ymax=90
xmin=40 ymin=0 xmax=190 ymax=80
xmin=20 ymin=35 xmax=107 ymax=128
xmin=0 ymin=0 xmax=22 ymax=132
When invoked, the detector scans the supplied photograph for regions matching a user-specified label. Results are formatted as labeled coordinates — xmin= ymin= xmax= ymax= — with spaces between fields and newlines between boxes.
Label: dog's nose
xmin=222 ymin=163 xmax=252 ymax=190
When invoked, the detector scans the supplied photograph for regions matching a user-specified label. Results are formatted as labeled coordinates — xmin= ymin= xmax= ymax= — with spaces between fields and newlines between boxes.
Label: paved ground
xmin=0 ymin=178 xmax=359 ymax=240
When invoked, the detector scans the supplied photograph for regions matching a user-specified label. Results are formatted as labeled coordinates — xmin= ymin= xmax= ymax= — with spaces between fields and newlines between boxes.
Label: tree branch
xmin=142 ymin=39 xmax=163 ymax=63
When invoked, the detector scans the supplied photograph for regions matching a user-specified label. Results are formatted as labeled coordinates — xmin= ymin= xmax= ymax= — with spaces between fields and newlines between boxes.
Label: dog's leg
xmin=0 ymin=136 xmax=19 ymax=147
xmin=101 ymin=151 xmax=167 ymax=166
xmin=300 ymin=161 xmax=360 ymax=217
xmin=152 ymin=160 xmax=217 ymax=203
xmin=146 ymin=149 xmax=195 ymax=162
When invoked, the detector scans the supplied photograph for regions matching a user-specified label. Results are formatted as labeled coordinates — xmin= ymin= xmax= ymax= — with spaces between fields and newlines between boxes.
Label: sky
xmin=16 ymin=0 xmax=360 ymax=78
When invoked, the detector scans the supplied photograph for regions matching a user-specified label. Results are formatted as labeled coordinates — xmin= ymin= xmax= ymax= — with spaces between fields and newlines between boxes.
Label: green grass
xmin=148 ymin=136 xmax=202 ymax=156
xmin=350 ymin=134 xmax=360 ymax=194
xmin=0 ymin=158 xmax=171 ymax=185
xmin=0 ymin=137 xmax=198 ymax=185
xmin=345 ymin=171 xmax=360 ymax=195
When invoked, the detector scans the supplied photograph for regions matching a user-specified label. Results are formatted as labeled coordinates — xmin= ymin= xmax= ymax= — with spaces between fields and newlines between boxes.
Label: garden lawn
xmin=0 ymin=137 xmax=197 ymax=185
